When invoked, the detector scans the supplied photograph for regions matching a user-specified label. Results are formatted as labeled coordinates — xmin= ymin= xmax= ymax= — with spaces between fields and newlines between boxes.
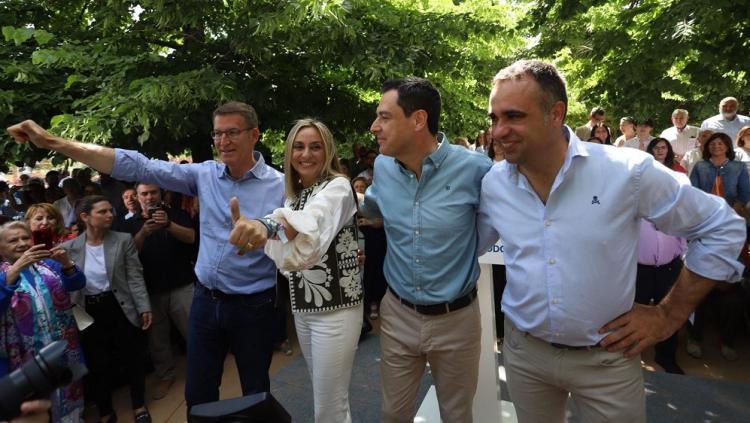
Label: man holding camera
xmin=120 ymin=182 xmax=197 ymax=400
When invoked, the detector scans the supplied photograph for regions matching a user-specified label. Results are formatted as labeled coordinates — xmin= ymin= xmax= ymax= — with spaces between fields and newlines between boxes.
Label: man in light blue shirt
xmin=478 ymin=60 xmax=745 ymax=422
xmin=361 ymin=77 xmax=492 ymax=423
xmin=7 ymin=102 xmax=285 ymax=411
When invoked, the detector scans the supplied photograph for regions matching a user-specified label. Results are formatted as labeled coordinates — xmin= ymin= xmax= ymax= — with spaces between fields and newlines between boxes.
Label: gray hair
xmin=0 ymin=220 xmax=31 ymax=242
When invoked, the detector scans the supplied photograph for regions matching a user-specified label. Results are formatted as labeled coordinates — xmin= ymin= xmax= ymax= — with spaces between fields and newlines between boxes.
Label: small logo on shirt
xmin=591 ymin=196 xmax=600 ymax=205
xmin=445 ymin=185 xmax=451 ymax=191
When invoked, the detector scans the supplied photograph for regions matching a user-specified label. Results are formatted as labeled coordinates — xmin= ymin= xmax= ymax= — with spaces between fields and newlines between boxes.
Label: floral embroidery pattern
xmin=288 ymin=178 xmax=363 ymax=313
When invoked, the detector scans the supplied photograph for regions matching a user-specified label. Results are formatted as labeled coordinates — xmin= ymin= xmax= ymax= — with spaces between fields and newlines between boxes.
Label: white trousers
xmin=294 ymin=303 xmax=363 ymax=423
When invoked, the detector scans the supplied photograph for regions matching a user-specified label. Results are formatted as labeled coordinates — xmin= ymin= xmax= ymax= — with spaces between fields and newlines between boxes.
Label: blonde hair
xmin=737 ymin=125 xmax=750 ymax=148
xmin=283 ymin=118 xmax=345 ymax=198
xmin=25 ymin=203 xmax=66 ymax=236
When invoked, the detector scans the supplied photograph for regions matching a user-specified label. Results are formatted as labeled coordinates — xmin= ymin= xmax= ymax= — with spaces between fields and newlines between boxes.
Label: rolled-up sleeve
xmin=111 ymin=148 xmax=199 ymax=196
xmin=638 ymin=157 xmax=745 ymax=282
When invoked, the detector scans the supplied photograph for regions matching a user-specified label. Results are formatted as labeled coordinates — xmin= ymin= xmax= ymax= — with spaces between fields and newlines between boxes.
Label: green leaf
xmin=33 ymin=30 xmax=54 ymax=46
xmin=2 ymin=26 xmax=16 ymax=42
xmin=50 ymin=114 xmax=70 ymax=128
xmin=13 ymin=27 xmax=34 ymax=45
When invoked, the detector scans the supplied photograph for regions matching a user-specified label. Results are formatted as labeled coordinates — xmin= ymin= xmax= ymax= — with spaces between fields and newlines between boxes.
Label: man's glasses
xmin=211 ymin=128 xmax=252 ymax=140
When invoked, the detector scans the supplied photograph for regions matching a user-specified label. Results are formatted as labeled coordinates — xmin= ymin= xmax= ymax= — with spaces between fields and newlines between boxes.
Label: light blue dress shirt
xmin=478 ymin=127 xmax=745 ymax=346
xmin=361 ymin=134 xmax=492 ymax=305
xmin=112 ymin=149 xmax=284 ymax=294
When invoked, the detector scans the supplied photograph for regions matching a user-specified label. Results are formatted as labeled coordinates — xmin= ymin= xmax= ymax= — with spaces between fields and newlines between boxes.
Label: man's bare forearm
xmin=657 ymin=267 xmax=717 ymax=333
xmin=45 ymin=134 xmax=116 ymax=174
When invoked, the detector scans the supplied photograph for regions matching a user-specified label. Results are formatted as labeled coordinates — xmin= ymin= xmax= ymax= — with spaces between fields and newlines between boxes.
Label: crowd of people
xmin=1 ymin=59 xmax=749 ymax=423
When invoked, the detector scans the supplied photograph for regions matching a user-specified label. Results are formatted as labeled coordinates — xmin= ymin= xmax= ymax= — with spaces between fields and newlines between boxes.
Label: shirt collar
xmin=218 ymin=151 xmax=268 ymax=181
xmin=504 ymin=125 xmax=587 ymax=177
xmin=395 ymin=132 xmax=450 ymax=175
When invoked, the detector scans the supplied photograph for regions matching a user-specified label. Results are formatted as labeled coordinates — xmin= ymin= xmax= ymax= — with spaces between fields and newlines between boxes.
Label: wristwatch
xmin=256 ymin=217 xmax=289 ymax=244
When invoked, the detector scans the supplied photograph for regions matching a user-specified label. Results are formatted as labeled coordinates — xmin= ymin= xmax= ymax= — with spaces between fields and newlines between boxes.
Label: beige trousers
xmin=503 ymin=318 xmax=646 ymax=423
xmin=379 ymin=289 xmax=481 ymax=423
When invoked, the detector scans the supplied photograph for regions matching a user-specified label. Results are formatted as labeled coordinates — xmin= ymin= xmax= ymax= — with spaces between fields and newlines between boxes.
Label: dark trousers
xmin=185 ymin=284 xmax=276 ymax=409
xmin=82 ymin=292 xmax=146 ymax=416
xmin=635 ymin=257 xmax=682 ymax=365
xmin=492 ymin=264 xmax=507 ymax=338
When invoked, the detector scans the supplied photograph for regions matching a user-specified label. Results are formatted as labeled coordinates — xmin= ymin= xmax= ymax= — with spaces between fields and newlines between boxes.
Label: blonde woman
xmin=229 ymin=118 xmax=363 ymax=422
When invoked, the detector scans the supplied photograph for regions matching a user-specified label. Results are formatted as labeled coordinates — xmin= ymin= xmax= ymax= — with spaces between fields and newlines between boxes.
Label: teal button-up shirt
xmin=361 ymin=134 xmax=492 ymax=305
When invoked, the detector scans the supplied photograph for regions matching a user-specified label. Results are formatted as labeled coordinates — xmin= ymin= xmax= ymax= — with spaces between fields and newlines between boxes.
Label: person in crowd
xmin=113 ymin=187 xmax=140 ymax=231
xmin=701 ymin=97 xmax=750 ymax=143
xmin=478 ymin=59 xmax=745 ymax=423
xmin=82 ymin=181 xmax=102 ymax=197
xmin=636 ymin=145 xmax=689 ymax=374
xmin=0 ymin=181 xmax=20 ymax=220
xmin=99 ymin=173 xmax=127 ymax=216
xmin=20 ymin=179 xmax=46 ymax=211
xmin=473 ymin=130 xmax=487 ymax=154
xmin=44 ymin=170 xmax=65 ymax=203
xmin=588 ymin=122 xmax=611 ymax=145
xmin=453 ymin=136 xmax=470 ymax=148
xmin=121 ymin=182 xmax=197 ymax=401
xmin=613 ymin=116 xmax=637 ymax=147
xmin=681 ymin=128 xmax=714 ymax=176
xmin=74 ymin=168 xmax=92 ymax=189
xmin=624 ymin=117 xmax=655 ymax=150
xmin=574 ymin=106 xmax=605 ymax=140
xmin=690 ymin=132 xmax=750 ymax=207
xmin=53 ymin=179 xmax=83 ymax=230
xmin=61 ymin=195 xmax=152 ymax=423
xmin=488 ymin=136 xmax=505 ymax=163
xmin=660 ymin=109 xmax=699 ymax=162
xmin=7 ymin=101 xmax=285 ymax=411
xmin=733 ymin=125 xmax=750 ymax=175
xmin=0 ymin=220 xmax=86 ymax=422
xmin=360 ymin=77 xmax=492 ymax=422
xmin=356 ymin=149 xmax=377 ymax=182
xmin=24 ymin=203 xmax=77 ymax=246
xmin=352 ymin=176 xmax=387 ymax=322
xmin=687 ymin=132 xmax=749 ymax=362
xmin=230 ymin=118 xmax=363 ymax=423
xmin=647 ymin=137 xmax=686 ymax=173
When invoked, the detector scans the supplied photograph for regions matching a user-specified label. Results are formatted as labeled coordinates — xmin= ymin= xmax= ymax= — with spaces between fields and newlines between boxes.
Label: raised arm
xmin=7 ymin=120 xmax=115 ymax=173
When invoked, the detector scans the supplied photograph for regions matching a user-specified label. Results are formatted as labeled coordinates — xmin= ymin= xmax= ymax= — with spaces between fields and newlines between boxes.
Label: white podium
xmin=415 ymin=243 xmax=517 ymax=422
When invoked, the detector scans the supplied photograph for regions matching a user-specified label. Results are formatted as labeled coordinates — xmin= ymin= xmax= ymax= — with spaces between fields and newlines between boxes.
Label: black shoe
xmin=360 ymin=318 xmax=373 ymax=342
xmin=656 ymin=359 xmax=684 ymax=375
xmin=134 ymin=410 xmax=152 ymax=423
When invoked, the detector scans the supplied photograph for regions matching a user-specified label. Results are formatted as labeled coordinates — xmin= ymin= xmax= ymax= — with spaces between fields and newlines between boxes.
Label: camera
xmin=0 ymin=341 xmax=87 ymax=420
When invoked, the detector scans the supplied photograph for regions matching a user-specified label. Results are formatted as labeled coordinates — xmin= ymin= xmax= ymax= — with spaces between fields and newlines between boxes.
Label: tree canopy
xmin=1 ymin=0 xmax=748 ymax=170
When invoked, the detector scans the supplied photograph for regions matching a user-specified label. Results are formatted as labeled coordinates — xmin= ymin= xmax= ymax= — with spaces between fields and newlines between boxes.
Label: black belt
xmin=85 ymin=291 xmax=114 ymax=305
xmin=388 ymin=285 xmax=477 ymax=315
xmin=198 ymin=284 xmax=272 ymax=301
xmin=548 ymin=341 xmax=602 ymax=351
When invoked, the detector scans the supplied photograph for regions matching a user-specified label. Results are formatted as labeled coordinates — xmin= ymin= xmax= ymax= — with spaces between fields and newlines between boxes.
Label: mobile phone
xmin=31 ymin=229 xmax=55 ymax=250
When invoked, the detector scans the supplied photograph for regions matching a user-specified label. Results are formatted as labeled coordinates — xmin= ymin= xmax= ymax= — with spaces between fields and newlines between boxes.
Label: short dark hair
xmin=75 ymin=195 xmax=110 ymax=232
xmin=646 ymin=137 xmax=676 ymax=169
xmin=493 ymin=60 xmax=568 ymax=122
xmin=212 ymin=101 xmax=260 ymax=129
xmin=702 ymin=132 xmax=735 ymax=161
xmin=590 ymin=107 xmax=605 ymax=117
xmin=382 ymin=77 xmax=441 ymax=135
xmin=638 ymin=117 xmax=655 ymax=128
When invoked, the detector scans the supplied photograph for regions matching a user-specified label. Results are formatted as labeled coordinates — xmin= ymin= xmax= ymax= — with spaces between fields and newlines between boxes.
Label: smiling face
xmin=370 ymin=90 xmax=416 ymax=159
xmin=593 ymin=125 xmax=608 ymax=142
xmin=122 ymin=188 xmax=138 ymax=212
xmin=672 ymin=112 xmax=688 ymax=129
xmin=213 ymin=113 xmax=259 ymax=176
xmin=0 ymin=227 xmax=32 ymax=263
xmin=708 ymin=138 xmax=728 ymax=159
xmin=488 ymin=76 xmax=563 ymax=166
xmin=291 ymin=127 xmax=326 ymax=188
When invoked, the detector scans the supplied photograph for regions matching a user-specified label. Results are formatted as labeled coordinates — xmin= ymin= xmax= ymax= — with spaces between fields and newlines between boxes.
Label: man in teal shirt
xmin=361 ymin=77 xmax=492 ymax=422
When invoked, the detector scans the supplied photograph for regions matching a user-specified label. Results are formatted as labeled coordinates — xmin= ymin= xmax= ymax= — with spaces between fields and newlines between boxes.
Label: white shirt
xmin=623 ymin=136 xmax=654 ymax=151
xmin=734 ymin=147 xmax=750 ymax=175
xmin=53 ymin=197 xmax=77 ymax=227
xmin=265 ymin=177 xmax=357 ymax=272
xmin=83 ymin=243 xmax=111 ymax=295
xmin=700 ymin=114 xmax=750 ymax=145
xmin=477 ymin=127 xmax=745 ymax=346
xmin=660 ymin=125 xmax=699 ymax=156
xmin=680 ymin=148 xmax=703 ymax=176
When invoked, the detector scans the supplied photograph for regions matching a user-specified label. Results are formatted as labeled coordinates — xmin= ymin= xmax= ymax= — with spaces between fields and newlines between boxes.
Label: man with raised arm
xmin=7 ymin=101 xmax=284 ymax=412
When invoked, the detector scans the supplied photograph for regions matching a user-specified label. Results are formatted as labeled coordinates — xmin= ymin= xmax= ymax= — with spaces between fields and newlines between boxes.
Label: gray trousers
xmin=148 ymin=283 xmax=193 ymax=380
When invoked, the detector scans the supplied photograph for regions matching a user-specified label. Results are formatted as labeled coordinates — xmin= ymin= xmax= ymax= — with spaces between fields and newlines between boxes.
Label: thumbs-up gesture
xmin=228 ymin=197 xmax=268 ymax=253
